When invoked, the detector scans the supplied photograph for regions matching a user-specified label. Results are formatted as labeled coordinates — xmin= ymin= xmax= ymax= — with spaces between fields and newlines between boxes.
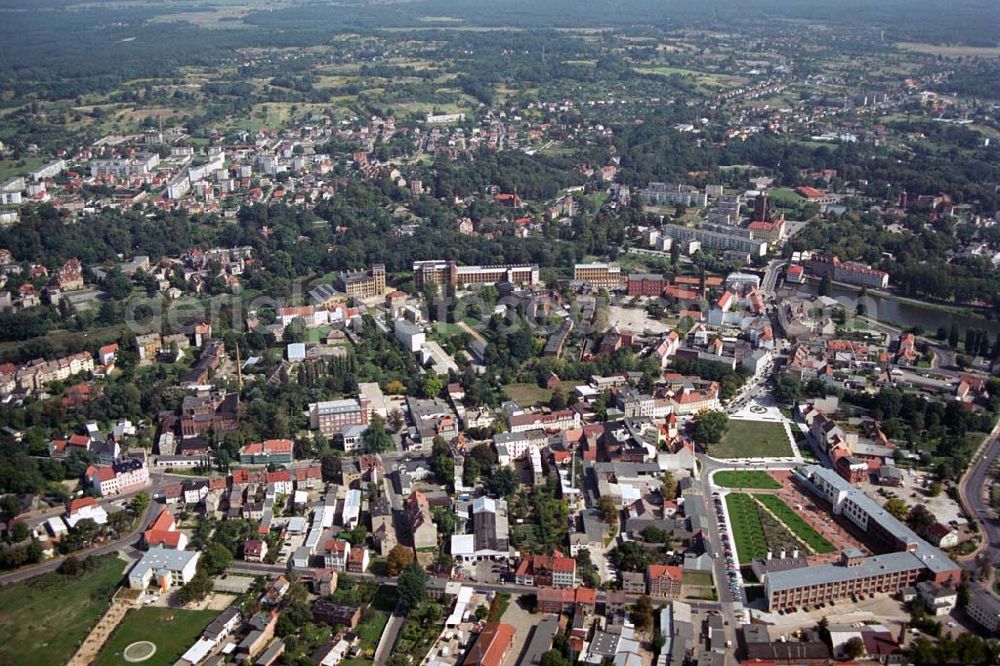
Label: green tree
xmin=9 ymin=521 xmax=29 ymax=543
xmin=641 ymin=525 xmax=669 ymax=544
xmin=843 ymin=636 xmax=866 ymax=659
xmin=539 ymin=650 xmax=571 ymax=666
xmin=884 ymin=497 xmax=908 ymax=520
xmin=772 ymin=373 xmax=802 ymax=405
xmin=422 ymin=375 xmax=444 ymax=398
xmin=662 ymin=471 xmax=677 ymax=499
xmin=0 ymin=495 xmax=20 ymax=521
xmin=609 ymin=541 xmax=652 ymax=572
xmin=549 ymin=388 xmax=567 ymax=410
xmin=347 ymin=524 xmax=368 ymax=547
xmin=201 ymin=542 xmax=234 ymax=575
xmin=178 ymin=571 xmax=213 ymax=605
xmin=130 ymin=492 xmax=150 ymax=515
xmin=819 ymin=273 xmax=832 ymax=297
xmin=320 ymin=452 xmax=341 ymax=482
xmin=386 ymin=544 xmax=414 ymax=576
xmin=362 ymin=415 xmax=394 ymax=454
xmin=630 ymin=595 xmax=654 ymax=633
xmin=691 ymin=410 xmax=729 ymax=445
xmin=387 ymin=409 xmax=405 ymax=433
xmin=398 ymin=562 xmax=427 ymax=609
xmin=906 ymin=504 xmax=936 ymax=537
xmin=598 ymin=496 xmax=618 ymax=525
xmin=485 ymin=467 xmax=518 ymax=497
xmin=463 ymin=457 xmax=481 ymax=487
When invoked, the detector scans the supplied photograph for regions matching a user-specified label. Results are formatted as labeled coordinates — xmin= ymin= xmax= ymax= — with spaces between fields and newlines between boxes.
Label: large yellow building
xmin=573 ymin=262 xmax=623 ymax=290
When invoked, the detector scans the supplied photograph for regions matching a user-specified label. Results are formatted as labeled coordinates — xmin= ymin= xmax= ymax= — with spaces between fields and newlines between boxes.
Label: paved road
xmin=229 ymin=562 xmax=727 ymax=612
xmin=958 ymin=424 xmax=1000 ymax=568
xmin=0 ymin=498 xmax=159 ymax=586
xmin=760 ymin=259 xmax=786 ymax=296
xmin=857 ymin=315 xmax=962 ymax=376
xmin=0 ymin=470 xmax=189 ymax=586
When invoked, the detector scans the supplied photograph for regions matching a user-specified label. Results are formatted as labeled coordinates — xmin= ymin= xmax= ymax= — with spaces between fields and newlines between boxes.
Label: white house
xmin=394 ymin=319 xmax=425 ymax=353
xmin=128 ymin=547 xmax=200 ymax=591
xmin=65 ymin=497 xmax=108 ymax=528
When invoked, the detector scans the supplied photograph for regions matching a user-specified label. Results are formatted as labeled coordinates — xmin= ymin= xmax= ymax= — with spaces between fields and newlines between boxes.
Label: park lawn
xmin=713 ymin=470 xmax=782 ymax=490
xmin=94 ymin=607 xmax=217 ymax=666
xmin=754 ymin=494 xmax=835 ymax=554
xmin=725 ymin=493 xmax=768 ymax=564
xmin=711 ymin=420 xmax=793 ymax=459
xmin=504 ymin=382 xmax=555 ymax=406
xmin=505 ymin=381 xmax=586 ymax=407
xmin=0 ymin=554 xmax=126 ymax=666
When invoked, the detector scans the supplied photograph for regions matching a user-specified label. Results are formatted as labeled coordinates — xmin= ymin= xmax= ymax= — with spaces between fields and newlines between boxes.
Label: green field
xmin=725 ymin=493 xmax=768 ymax=563
xmin=682 ymin=570 xmax=715 ymax=587
xmin=766 ymin=187 xmax=803 ymax=206
xmin=711 ymin=420 xmax=793 ymax=459
xmin=504 ymin=382 xmax=582 ymax=407
xmin=95 ymin=607 xmax=217 ymax=666
xmin=0 ymin=555 xmax=126 ymax=665
xmin=754 ymin=494 xmax=835 ymax=554
xmin=343 ymin=585 xmax=399 ymax=665
xmin=713 ymin=470 xmax=782 ymax=489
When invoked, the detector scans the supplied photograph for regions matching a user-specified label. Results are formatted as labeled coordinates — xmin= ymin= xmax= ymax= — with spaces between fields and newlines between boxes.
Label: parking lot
xmin=858 ymin=470 xmax=965 ymax=527
xmin=711 ymin=490 xmax=746 ymax=603
xmin=605 ymin=305 xmax=673 ymax=335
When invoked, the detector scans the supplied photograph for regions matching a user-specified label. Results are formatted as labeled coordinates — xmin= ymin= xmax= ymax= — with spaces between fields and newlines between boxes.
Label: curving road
xmin=958 ymin=425 xmax=1000 ymax=569
xmin=0 ymin=470 xmax=189 ymax=586
xmin=0 ymin=498 xmax=159 ymax=586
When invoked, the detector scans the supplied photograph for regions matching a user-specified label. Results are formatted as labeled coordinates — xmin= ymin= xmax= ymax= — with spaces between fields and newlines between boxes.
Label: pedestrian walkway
xmin=782 ymin=420 xmax=803 ymax=461
xmin=67 ymin=590 xmax=137 ymax=666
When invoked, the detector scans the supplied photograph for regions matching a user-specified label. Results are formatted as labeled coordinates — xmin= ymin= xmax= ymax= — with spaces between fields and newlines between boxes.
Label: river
xmin=784 ymin=281 xmax=1000 ymax=336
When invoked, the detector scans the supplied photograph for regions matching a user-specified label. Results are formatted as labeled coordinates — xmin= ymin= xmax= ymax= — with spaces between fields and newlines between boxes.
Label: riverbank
xmin=824 ymin=277 xmax=994 ymax=318
xmin=788 ymin=278 xmax=1000 ymax=336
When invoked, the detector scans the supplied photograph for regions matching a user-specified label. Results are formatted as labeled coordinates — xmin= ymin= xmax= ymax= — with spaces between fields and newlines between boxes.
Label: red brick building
xmin=627 ymin=273 xmax=665 ymax=297
xmin=647 ymin=564 xmax=683 ymax=598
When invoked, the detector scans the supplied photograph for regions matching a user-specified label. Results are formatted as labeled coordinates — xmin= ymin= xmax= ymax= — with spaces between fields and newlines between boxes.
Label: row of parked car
xmin=713 ymin=492 xmax=744 ymax=601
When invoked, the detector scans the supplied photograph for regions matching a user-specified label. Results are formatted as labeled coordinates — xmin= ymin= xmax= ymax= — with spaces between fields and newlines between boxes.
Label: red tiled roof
xmin=67 ymin=497 xmax=98 ymax=514
xmin=551 ymin=557 xmax=575 ymax=573
xmin=241 ymin=439 xmax=293 ymax=455
xmin=145 ymin=530 xmax=183 ymax=547
xmin=463 ymin=623 xmax=515 ymax=666
xmin=648 ymin=564 xmax=682 ymax=580
xmin=796 ymin=186 xmax=825 ymax=199
xmin=68 ymin=434 xmax=91 ymax=447
xmin=147 ymin=508 xmax=175 ymax=532
xmin=325 ymin=539 xmax=349 ymax=553
xmin=267 ymin=470 xmax=292 ymax=483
